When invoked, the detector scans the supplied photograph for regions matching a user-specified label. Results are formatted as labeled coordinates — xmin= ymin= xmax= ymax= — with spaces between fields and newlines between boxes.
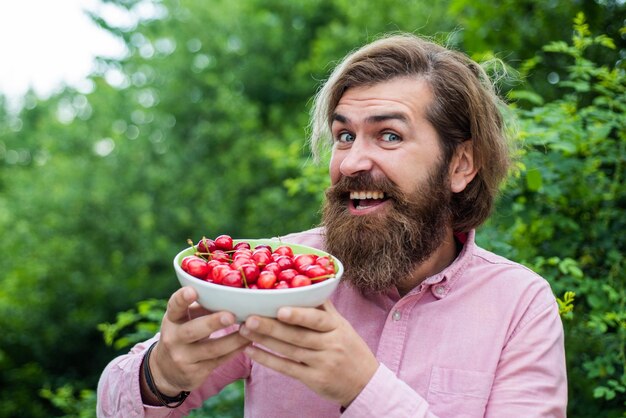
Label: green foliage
xmin=480 ymin=13 xmax=626 ymax=417
xmin=0 ymin=1 xmax=623 ymax=417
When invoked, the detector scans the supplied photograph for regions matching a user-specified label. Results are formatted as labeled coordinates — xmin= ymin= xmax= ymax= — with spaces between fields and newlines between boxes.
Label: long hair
xmin=310 ymin=33 xmax=512 ymax=232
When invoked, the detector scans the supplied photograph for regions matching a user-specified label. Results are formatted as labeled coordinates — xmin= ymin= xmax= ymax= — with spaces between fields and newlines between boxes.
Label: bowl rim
xmin=173 ymin=239 xmax=343 ymax=295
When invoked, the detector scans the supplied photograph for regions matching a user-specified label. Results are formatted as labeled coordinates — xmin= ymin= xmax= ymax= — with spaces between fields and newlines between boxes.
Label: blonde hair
xmin=310 ymin=33 xmax=511 ymax=232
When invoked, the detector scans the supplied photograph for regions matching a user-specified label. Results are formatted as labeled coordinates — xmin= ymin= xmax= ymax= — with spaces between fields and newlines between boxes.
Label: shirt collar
xmin=405 ymin=229 xmax=476 ymax=300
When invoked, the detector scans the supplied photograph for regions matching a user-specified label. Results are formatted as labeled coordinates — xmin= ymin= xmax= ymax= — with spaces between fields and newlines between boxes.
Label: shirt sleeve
xmin=484 ymin=298 xmax=568 ymax=417
xmin=96 ymin=332 xmax=248 ymax=418
xmin=341 ymin=364 xmax=440 ymax=418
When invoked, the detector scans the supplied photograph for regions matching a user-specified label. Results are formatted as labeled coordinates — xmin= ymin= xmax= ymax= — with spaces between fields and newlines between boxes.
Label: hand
xmin=147 ymin=286 xmax=251 ymax=396
xmin=238 ymin=300 xmax=379 ymax=407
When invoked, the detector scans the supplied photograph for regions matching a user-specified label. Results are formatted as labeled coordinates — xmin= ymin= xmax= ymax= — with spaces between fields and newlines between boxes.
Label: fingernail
xmin=183 ymin=287 xmax=195 ymax=301
xmin=244 ymin=346 xmax=254 ymax=356
xmin=278 ymin=307 xmax=291 ymax=320
xmin=246 ymin=317 xmax=259 ymax=330
xmin=220 ymin=314 xmax=233 ymax=326
xmin=239 ymin=325 xmax=249 ymax=336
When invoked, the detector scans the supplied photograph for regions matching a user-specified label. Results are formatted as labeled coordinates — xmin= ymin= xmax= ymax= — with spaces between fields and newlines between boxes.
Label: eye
xmin=336 ymin=132 xmax=355 ymax=143
xmin=381 ymin=132 xmax=401 ymax=142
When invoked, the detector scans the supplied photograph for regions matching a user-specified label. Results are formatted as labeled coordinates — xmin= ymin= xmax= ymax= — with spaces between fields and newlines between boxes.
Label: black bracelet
xmin=142 ymin=341 xmax=190 ymax=408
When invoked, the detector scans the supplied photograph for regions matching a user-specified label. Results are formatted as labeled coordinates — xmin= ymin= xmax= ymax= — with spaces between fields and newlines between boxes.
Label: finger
xmin=240 ymin=317 xmax=325 ymax=350
xmin=200 ymin=342 xmax=251 ymax=370
xmin=239 ymin=328 xmax=316 ymax=364
xmin=243 ymin=344 xmax=309 ymax=380
xmin=276 ymin=303 xmax=337 ymax=332
xmin=187 ymin=302 xmax=213 ymax=320
xmin=175 ymin=311 xmax=238 ymax=344
xmin=165 ymin=287 xmax=198 ymax=323
xmin=187 ymin=331 xmax=251 ymax=363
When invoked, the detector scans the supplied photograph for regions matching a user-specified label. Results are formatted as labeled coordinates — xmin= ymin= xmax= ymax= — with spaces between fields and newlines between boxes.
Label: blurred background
xmin=0 ymin=0 xmax=624 ymax=416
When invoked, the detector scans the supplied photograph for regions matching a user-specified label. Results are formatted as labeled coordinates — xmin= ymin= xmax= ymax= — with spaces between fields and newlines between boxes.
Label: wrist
xmin=141 ymin=341 xmax=190 ymax=408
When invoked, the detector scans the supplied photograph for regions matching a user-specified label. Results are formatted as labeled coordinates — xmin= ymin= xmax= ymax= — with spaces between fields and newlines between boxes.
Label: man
xmin=98 ymin=33 xmax=567 ymax=417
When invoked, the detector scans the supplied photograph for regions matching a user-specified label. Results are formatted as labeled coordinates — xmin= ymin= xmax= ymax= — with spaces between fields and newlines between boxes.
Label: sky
xmin=0 ymin=0 xmax=130 ymax=107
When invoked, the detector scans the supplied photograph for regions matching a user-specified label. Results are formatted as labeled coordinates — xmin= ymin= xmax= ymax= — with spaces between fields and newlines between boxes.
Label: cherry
xmin=252 ymin=249 xmax=272 ymax=267
xmin=275 ymin=281 xmax=290 ymax=289
xmin=273 ymin=245 xmax=294 ymax=258
xmin=222 ymin=270 xmax=243 ymax=287
xmin=231 ymin=256 xmax=253 ymax=270
xmin=234 ymin=241 xmax=251 ymax=250
xmin=257 ymin=270 xmax=277 ymax=289
xmin=291 ymin=275 xmax=312 ymax=288
xmin=211 ymin=264 xmax=230 ymax=284
xmin=293 ymin=253 xmax=317 ymax=274
xmin=196 ymin=237 xmax=216 ymax=254
xmin=182 ymin=234 xmax=337 ymax=290
xmin=215 ymin=235 xmax=234 ymax=251
xmin=182 ymin=256 xmax=210 ymax=279
xmin=275 ymin=255 xmax=294 ymax=270
xmin=211 ymin=250 xmax=230 ymax=263
xmin=303 ymin=264 xmax=328 ymax=279
xmin=277 ymin=268 xmax=298 ymax=283
xmin=239 ymin=263 xmax=260 ymax=285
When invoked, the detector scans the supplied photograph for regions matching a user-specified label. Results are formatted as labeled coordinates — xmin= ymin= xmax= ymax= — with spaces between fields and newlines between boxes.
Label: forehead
xmin=333 ymin=77 xmax=433 ymax=122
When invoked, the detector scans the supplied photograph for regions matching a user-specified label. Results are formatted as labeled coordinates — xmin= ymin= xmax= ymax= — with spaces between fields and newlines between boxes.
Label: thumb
xmin=165 ymin=286 xmax=197 ymax=323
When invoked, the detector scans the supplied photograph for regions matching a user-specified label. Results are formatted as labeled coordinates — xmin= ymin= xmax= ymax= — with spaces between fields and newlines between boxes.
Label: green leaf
xmin=525 ymin=169 xmax=543 ymax=191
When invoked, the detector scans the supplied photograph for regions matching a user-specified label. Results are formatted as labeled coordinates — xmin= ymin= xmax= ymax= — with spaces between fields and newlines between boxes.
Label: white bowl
xmin=173 ymin=239 xmax=343 ymax=322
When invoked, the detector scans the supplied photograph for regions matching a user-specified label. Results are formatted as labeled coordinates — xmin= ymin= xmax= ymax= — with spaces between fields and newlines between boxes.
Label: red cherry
xmin=255 ymin=244 xmax=273 ymax=253
xmin=196 ymin=237 xmax=216 ymax=253
xmin=239 ymin=263 xmax=260 ymax=284
xmin=222 ymin=270 xmax=243 ymax=287
xmin=181 ymin=255 xmax=195 ymax=271
xmin=273 ymin=245 xmax=294 ymax=258
xmin=214 ymin=234 xmax=234 ymax=251
xmin=316 ymin=256 xmax=334 ymax=270
xmin=231 ymin=256 xmax=253 ymax=270
xmin=293 ymin=253 xmax=317 ymax=274
xmin=234 ymin=241 xmax=251 ymax=250
xmin=275 ymin=255 xmax=294 ymax=270
xmin=211 ymin=264 xmax=230 ymax=284
xmin=206 ymin=259 xmax=223 ymax=278
xmin=257 ymin=271 xmax=277 ymax=289
xmin=252 ymin=249 xmax=272 ymax=267
xmin=233 ymin=248 xmax=253 ymax=259
xmin=290 ymin=275 xmax=312 ymax=288
xmin=211 ymin=250 xmax=230 ymax=263
xmin=183 ymin=256 xmax=211 ymax=279
xmin=303 ymin=264 xmax=328 ymax=279
xmin=277 ymin=268 xmax=298 ymax=283
xmin=275 ymin=281 xmax=290 ymax=289
xmin=263 ymin=262 xmax=282 ymax=276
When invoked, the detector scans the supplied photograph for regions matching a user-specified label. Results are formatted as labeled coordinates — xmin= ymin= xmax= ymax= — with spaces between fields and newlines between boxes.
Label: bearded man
xmin=98 ymin=34 xmax=568 ymax=418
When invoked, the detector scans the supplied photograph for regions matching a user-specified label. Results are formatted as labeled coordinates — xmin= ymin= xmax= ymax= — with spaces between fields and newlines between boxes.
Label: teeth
xmin=349 ymin=191 xmax=385 ymax=200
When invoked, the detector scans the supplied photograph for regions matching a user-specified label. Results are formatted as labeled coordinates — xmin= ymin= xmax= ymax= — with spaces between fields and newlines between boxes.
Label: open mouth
xmin=349 ymin=190 xmax=389 ymax=211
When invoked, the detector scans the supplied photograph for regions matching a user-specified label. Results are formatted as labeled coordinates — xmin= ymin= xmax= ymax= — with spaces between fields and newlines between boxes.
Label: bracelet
xmin=142 ymin=341 xmax=190 ymax=408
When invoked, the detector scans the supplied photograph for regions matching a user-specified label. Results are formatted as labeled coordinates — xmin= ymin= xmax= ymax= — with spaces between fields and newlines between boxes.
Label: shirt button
xmin=392 ymin=310 xmax=402 ymax=321
xmin=434 ymin=286 xmax=446 ymax=296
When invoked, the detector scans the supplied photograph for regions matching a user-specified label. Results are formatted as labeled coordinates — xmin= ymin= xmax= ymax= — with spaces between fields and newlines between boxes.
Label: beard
xmin=322 ymin=163 xmax=452 ymax=293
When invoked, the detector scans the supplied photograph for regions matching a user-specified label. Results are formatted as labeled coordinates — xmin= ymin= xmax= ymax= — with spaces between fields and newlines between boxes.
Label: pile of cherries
xmin=181 ymin=234 xmax=336 ymax=289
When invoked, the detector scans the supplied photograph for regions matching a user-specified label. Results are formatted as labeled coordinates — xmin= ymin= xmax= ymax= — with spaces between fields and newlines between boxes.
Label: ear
xmin=449 ymin=140 xmax=478 ymax=193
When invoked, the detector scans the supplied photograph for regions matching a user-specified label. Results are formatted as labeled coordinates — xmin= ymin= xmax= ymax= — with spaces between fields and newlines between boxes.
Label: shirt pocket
xmin=426 ymin=366 xmax=495 ymax=418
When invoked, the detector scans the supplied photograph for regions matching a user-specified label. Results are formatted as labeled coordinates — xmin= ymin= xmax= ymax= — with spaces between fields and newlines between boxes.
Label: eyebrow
xmin=331 ymin=112 xmax=409 ymax=125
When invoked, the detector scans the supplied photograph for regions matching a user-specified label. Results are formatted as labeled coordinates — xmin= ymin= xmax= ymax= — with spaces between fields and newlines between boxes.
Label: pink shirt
xmin=97 ymin=228 xmax=567 ymax=417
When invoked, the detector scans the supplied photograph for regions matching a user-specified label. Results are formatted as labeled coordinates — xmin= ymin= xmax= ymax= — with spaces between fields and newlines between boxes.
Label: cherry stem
xmin=239 ymin=267 xmax=249 ymax=289
xmin=310 ymin=273 xmax=335 ymax=282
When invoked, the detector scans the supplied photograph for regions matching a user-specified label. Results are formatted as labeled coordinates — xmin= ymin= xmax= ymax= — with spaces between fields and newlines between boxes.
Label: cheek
xmin=328 ymin=153 xmax=343 ymax=185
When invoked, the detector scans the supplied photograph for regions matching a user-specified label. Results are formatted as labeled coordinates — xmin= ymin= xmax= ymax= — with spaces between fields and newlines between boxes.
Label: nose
xmin=338 ymin=138 xmax=375 ymax=177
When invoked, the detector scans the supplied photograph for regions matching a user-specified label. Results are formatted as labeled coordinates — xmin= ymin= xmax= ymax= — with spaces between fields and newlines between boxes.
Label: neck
xmin=396 ymin=229 xmax=459 ymax=297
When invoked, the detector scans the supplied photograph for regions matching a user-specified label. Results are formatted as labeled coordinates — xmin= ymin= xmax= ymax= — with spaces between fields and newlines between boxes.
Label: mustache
xmin=325 ymin=173 xmax=403 ymax=201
